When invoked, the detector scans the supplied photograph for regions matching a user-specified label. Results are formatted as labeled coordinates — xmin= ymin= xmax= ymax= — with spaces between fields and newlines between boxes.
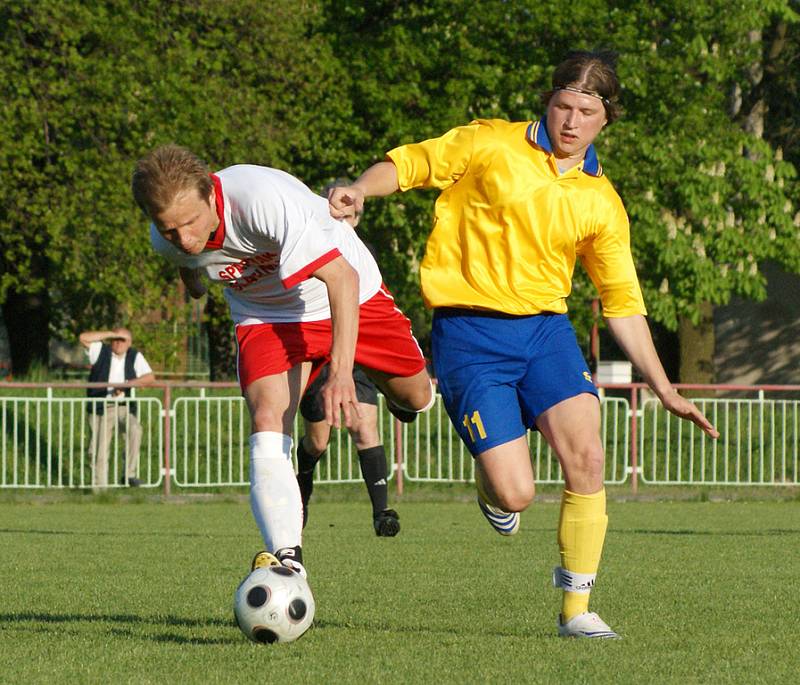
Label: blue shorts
xmin=431 ymin=309 xmax=598 ymax=457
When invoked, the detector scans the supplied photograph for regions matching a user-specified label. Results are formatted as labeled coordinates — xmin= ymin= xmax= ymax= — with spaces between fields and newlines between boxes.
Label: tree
xmin=322 ymin=0 xmax=800 ymax=378
xmin=3 ymin=0 xmax=798 ymax=383
xmin=605 ymin=1 xmax=800 ymax=381
xmin=0 ymin=0 xmax=356 ymax=377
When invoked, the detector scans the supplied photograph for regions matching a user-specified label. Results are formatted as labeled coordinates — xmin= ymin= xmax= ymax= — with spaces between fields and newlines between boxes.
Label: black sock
xmin=358 ymin=446 xmax=389 ymax=515
xmin=297 ymin=437 xmax=322 ymax=474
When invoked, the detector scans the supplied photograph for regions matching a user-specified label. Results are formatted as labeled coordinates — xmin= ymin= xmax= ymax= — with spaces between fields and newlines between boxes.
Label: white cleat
xmin=477 ymin=497 xmax=520 ymax=536
xmin=557 ymin=612 xmax=620 ymax=639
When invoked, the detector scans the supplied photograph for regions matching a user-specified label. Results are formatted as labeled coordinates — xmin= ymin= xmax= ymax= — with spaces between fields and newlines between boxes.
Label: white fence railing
xmin=2 ymin=382 xmax=799 ymax=490
xmin=0 ymin=393 xmax=162 ymax=489
xmin=399 ymin=396 xmax=631 ymax=485
xmin=639 ymin=397 xmax=800 ymax=485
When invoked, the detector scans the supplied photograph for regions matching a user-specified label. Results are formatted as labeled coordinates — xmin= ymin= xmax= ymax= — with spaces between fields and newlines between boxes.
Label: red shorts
xmin=235 ymin=285 xmax=427 ymax=391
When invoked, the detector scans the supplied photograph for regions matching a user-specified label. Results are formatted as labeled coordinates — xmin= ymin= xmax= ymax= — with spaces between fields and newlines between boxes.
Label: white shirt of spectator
xmin=150 ymin=165 xmax=382 ymax=325
xmin=87 ymin=341 xmax=153 ymax=397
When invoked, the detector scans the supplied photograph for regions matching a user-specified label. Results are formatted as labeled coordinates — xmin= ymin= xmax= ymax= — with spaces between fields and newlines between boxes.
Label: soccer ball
xmin=234 ymin=565 xmax=315 ymax=644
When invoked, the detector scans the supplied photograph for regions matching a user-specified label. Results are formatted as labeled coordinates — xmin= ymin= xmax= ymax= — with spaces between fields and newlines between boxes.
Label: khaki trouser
xmin=88 ymin=403 xmax=142 ymax=487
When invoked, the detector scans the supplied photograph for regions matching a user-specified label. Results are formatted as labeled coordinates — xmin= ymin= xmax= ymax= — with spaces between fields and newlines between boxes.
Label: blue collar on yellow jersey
xmin=525 ymin=117 xmax=603 ymax=177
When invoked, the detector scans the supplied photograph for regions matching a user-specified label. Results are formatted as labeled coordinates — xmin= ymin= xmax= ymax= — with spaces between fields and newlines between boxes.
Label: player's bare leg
xmin=473 ymin=437 xmax=535 ymax=535
xmin=245 ymin=362 xmax=312 ymax=577
xmin=363 ymin=367 xmax=434 ymax=422
xmin=535 ymin=393 xmax=619 ymax=638
xmin=536 ymin=393 xmax=605 ymax=494
xmin=244 ymin=362 xmax=312 ymax=435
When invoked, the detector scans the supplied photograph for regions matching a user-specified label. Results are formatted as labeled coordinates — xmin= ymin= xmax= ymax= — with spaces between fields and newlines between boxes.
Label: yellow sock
xmin=558 ymin=488 xmax=608 ymax=621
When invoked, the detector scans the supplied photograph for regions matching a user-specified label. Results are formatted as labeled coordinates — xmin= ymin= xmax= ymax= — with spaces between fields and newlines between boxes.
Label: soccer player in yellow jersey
xmin=329 ymin=51 xmax=719 ymax=638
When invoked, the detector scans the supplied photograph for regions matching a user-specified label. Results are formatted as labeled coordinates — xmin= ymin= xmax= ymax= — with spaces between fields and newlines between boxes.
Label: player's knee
xmin=575 ymin=443 xmax=606 ymax=480
xmin=304 ymin=433 xmax=328 ymax=455
xmin=350 ymin=426 xmax=380 ymax=450
xmin=403 ymin=379 xmax=435 ymax=412
xmin=249 ymin=406 xmax=286 ymax=434
xmin=496 ymin=482 xmax=535 ymax=512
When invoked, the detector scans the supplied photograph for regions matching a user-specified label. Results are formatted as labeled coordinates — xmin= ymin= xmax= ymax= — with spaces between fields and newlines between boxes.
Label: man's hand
xmin=179 ymin=267 xmax=207 ymax=299
xmin=328 ymin=184 xmax=365 ymax=224
xmin=327 ymin=161 xmax=400 ymax=224
xmin=659 ymin=388 xmax=720 ymax=439
xmin=321 ymin=368 xmax=362 ymax=429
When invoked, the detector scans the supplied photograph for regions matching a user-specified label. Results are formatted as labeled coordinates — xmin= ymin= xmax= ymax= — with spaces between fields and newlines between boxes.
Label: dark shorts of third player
xmin=299 ymin=365 xmax=379 ymax=423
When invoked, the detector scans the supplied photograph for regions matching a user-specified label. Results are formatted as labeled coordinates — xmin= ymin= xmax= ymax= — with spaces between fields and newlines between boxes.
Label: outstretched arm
xmin=328 ymin=161 xmax=399 ymax=223
xmin=79 ymin=328 xmax=130 ymax=349
xmin=605 ymin=314 xmax=719 ymax=439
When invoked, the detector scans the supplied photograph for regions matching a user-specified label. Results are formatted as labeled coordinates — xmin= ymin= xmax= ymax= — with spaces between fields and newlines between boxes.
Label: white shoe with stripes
xmin=476 ymin=496 xmax=520 ymax=535
xmin=557 ymin=612 xmax=620 ymax=639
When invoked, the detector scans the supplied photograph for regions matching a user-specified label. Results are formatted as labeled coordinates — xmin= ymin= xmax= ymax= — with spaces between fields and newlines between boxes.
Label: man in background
xmin=80 ymin=327 xmax=155 ymax=488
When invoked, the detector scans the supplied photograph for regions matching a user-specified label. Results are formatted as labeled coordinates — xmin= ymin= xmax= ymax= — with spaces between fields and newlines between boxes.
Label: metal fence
xmin=2 ymin=381 xmax=799 ymax=491
xmin=399 ymin=395 xmax=631 ymax=485
xmin=1 ymin=391 xmax=162 ymax=489
xmin=639 ymin=395 xmax=800 ymax=486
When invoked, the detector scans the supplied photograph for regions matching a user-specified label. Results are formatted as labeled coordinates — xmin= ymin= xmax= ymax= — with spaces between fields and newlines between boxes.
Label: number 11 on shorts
xmin=462 ymin=410 xmax=487 ymax=442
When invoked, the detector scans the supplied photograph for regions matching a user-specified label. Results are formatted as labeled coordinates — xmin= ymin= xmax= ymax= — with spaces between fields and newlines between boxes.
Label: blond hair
xmin=131 ymin=144 xmax=213 ymax=218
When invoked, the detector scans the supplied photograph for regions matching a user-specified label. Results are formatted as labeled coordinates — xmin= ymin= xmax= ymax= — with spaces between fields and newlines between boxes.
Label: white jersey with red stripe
xmin=150 ymin=164 xmax=382 ymax=324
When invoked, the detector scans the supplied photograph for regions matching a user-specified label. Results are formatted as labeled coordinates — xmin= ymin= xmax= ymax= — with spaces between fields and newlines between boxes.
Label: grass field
xmin=1 ymin=489 xmax=798 ymax=684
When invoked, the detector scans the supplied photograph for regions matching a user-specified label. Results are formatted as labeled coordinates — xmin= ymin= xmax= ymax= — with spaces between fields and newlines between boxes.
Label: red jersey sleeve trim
xmin=282 ymin=248 xmax=342 ymax=289
xmin=204 ymin=174 xmax=227 ymax=250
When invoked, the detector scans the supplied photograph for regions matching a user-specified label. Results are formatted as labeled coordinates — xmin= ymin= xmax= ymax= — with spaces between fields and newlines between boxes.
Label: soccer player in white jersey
xmin=132 ymin=145 xmax=434 ymax=579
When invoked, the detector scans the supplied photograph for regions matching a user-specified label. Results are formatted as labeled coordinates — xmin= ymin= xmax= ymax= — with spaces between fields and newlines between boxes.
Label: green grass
xmin=1 ymin=493 xmax=798 ymax=684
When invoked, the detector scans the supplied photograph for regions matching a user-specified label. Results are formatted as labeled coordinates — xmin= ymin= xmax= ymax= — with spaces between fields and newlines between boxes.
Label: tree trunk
xmin=2 ymin=290 xmax=50 ymax=377
xmin=204 ymin=289 xmax=236 ymax=381
xmin=678 ymin=301 xmax=715 ymax=387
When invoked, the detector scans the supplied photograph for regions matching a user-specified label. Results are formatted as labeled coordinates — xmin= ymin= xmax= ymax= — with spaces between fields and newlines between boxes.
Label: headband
xmin=554 ymin=85 xmax=610 ymax=106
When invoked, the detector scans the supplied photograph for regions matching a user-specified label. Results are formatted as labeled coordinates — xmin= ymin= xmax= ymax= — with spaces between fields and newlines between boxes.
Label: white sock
xmin=249 ymin=431 xmax=302 ymax=553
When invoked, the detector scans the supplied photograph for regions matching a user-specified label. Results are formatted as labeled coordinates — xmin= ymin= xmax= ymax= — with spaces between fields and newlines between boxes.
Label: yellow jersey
xmin=386 ymin=118 xmax=646 ymax=317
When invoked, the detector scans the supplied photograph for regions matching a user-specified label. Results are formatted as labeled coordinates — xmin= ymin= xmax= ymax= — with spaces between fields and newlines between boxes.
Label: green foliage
xmin=1 ymin=0 xmax=355 ymax=366
xmin=322 ymin=0 xmax=800 ymax=342
xmin=601 ymin=0 xmax=800 ymax=328
xmin=1 ymin=0 xmax=798 ymax=370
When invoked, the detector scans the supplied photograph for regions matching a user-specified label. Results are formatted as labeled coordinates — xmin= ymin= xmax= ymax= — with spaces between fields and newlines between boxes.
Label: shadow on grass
xmin=0 ymin=611 xmax=240 ymax=644
xmin=0 ymin=527 xmax=249 ymax=540
xmin=2 ymin=611 xmax=554 ymax=642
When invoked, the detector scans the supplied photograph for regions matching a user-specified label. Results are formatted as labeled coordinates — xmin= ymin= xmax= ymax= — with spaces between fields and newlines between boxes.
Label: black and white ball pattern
xmin=234 ymin=565 xmax=315 ymax=644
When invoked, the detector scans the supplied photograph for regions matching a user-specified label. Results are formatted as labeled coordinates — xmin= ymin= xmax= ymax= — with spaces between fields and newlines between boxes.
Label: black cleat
xmin=297 ymin=470 xmax=313 ymax=528
xmin=373 ymin=509 xmax=401 ymax=537
xmin=386 ymin=399 xmax=417 ymax=424
xmin=275 ymin=546 xmax=307 ymax=579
